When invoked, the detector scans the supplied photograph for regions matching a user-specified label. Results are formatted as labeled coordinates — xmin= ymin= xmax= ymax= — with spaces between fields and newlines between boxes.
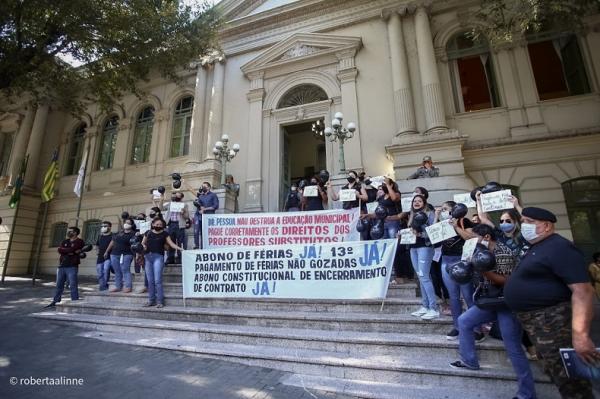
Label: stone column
xmin=82 ymin=126 xmax=99 ymax=190
xmin=188 ymin=64 xmax=208 ymax=163
xmin=206 ymin=59 xmax=226 ymax=160
xmin=7 ymin=106 xmax=36 ymax=186
xmin=244 ymin=72 xmax=265 ymax=212
xmin=23 ymin=104 xmax=49 ymax=189
xmin=386 ymin=10 xmax=417 ymax=135
xmin=414 ymin=6 xmax=447 ymax=133
xmin=147 ymin=108 xmax=169 ymax=177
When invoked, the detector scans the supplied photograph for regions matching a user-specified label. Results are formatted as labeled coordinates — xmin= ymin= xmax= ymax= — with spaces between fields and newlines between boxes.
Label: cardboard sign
xmin=401 ymin=197 xmax=413 ymax=213
xmin=138 ymin=220 xmax=150 ymax=234
xmin=433 ymin=247 xmax=442 ymax=262
xmin=399 ymin=228 xmax=416 ymax=245
xmin=339 ymin=189 xmax=357 ymax=202
xmin=425 ymin=220 xmax=457 ymax=245
xmin=453 ymin=193 xmax=476 ymax=209
xmin=303 ymin=186 xmax=318 ymax=197
xmin=152 ymin=189 xmax=162 ymax=199
xmin=169 ymin=201 xmax=185 ymax=213
xmin=366 ymin=201 xmax=378 ymax=214
xmin=480 ymin=189 xmax=514 ymax=213
xmin=461 ymin=238 xmax=479 ymax=261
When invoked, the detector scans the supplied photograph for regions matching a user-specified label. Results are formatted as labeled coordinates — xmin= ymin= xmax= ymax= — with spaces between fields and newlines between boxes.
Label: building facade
xmin=1 ymin=0 xmax=600 ymax=277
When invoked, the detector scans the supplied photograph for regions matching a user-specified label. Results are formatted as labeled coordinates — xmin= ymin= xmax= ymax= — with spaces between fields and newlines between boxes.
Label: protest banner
xmin=303 ymin=186 xmax=318 ymax=197
xmin=339 ymin=189 xmax=357 ymax=202
xmin=399 ymin=228 xmax=416 ymax=244
xmin=182 ymin=239 xmax=398 ymax=300
xmin=425 ymin=220 xmax=457 ymax=245
xmin=202 ymin=208 xmax=360 ymax=249
xmin=453 ymin=193 xmax=477 ymax=208
xmin=462 ymin=238 xmax=479 ymax=261
xmin=480 ymin=189 xmax=514 ymax=213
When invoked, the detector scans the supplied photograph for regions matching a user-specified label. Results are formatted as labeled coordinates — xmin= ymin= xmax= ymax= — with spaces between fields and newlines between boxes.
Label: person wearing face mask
xmin=164 ymin=191 xmax=189 ymax=263
xmin=284 ymin=183 xmax=302 ymax=212
xmin=96 ymin=221 xmax=113 ymax=291
xmin=504 ymin=207 xmax=597 ymax=398
xmin=191 ymin=182 xmax=218 ymax=250
xmin=45 ymin=227 xmax=85 ymax=308
xmin=451 ymin=224 xmax=536 ymax=399
xmin=106 ymin=218 xmax=136 ymax=293
xmin=407 ymin=194 xmax=438 ymax=319
xmin=302 ymin=176 xmax=328 ymax=211
xmin=141 ymin=218 xmax=183 ymax=308
xmin=327 ymin=170 xmax=367 ymax=210
xmin=476 ymin=192 xmax=525 ymax=257
xmin=375 ymin=177 xmax=402 ymax=237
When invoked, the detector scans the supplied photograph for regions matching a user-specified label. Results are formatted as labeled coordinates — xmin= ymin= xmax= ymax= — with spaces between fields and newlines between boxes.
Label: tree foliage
xmin=0 ymin=0 xmax=221 ymax=113
xmin=473 ymin=0 xmax=599 ymax=44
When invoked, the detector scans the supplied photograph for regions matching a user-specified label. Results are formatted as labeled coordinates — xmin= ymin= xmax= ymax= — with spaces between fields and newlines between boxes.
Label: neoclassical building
xmin=1 ymin=0 xmax=600 ymax=277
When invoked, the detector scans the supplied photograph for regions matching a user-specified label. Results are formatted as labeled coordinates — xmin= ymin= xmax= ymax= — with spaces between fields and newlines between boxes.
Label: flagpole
xmin=1 ymin=199 xmax=22 ymax=284
xmin=74 ymin=141 xmax=91 ymax=229
xmin=31 ymin=201 xmax=49 ymax=286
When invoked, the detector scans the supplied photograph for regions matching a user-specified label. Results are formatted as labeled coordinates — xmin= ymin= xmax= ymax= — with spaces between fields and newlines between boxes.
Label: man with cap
xmin=407 ymin=156 xmax=440 ymax=179
xmin=504 ymin=207 xmax=598 ymax=398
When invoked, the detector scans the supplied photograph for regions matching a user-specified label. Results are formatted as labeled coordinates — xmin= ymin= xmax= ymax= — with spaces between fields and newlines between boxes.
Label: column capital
xmin=118 ymin=121 xmax=131 ymax=131
xmin=156 ymin=109 xmax=170 ymax=122
xmin=84 ymin=126 xmax=99 ymax=138
xmin=434 ymin=46 xmax=448 ymax=62
xmin=246 ymin=88 xmax=265 ymax=103
xmin=248 ymin=71 xmax=265 ymax=90
xmin=337 ymin=68 xmax=358 ymax=84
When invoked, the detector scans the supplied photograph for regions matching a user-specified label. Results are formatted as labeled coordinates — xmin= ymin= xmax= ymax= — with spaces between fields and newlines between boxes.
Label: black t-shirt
xmin=304 ymin=186 xmax=325 ymax=211
xmin=96 ymin=234 xmax=113 ymax=263
xmin=378 ymin=196 xmax=399 ymax=217
xmin=361 ymin=187 xmax=378 ymax=213
xmin=145 ymin=230 xmax=169 ymax=254
xmin=442 ymin=218 xmax=474 ymax=257
xmin=111 ymin=231 xmax=135 ymax=256
xmin=504 ymin=234 xmax=590 ymax=312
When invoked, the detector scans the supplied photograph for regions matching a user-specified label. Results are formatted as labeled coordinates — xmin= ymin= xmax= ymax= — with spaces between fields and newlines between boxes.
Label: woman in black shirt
xmin=106 ymin=218 xmax=136 ymax=293
xmin=302 ymin=176 xmax=328 ymax=211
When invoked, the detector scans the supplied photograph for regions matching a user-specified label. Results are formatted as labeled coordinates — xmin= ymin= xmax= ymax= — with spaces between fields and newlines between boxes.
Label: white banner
xmin=202 ymin=208 xmax=360 ymax=249
xmin=453 ymin=193 xmax=477 ymax=209
xmin=182 ymin=239 xmax=398 ymax=299
xmin=480 ymin=189 xmax=514 ymax=213
xmin=425 ymin=220 xmax=457 ymax=245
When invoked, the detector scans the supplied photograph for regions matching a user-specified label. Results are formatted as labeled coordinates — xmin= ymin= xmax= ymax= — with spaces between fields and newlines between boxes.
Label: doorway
xmin=281 ymin=121 xmax=326 ymax=209
xmin=562 ymin=176 xmax=600 ymax=262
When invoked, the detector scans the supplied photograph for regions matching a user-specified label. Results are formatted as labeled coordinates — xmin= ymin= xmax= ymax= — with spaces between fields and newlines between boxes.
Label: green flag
xmin=8 ymin=155 xmax=29 ymax=208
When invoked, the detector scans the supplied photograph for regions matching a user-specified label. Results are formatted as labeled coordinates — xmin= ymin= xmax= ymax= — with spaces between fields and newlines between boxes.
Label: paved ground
xmin=0 ymin=277 xmax=356 ymax=399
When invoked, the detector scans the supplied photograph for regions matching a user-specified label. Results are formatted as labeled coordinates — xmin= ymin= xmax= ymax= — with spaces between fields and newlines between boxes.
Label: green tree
xmin=473 ymin=0 xmax=599 ymax=43
xmin=0 ymin=0 xmax=221 ymax=113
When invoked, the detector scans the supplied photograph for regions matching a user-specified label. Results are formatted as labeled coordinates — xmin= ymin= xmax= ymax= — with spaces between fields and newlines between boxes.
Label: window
xmin=0 ymin=132 xmax=14 ymax=176
xmin=277 ymin=84 xmax=328 ymax=108
xmin=562 ymin=177 xmax=600 ymax=261
xmin=49 ymin=222 xmax=68 ymax=247
xmin=97 ymin=115 xmax=119 ymax=170
xmin=447 ymin=32 xmax=500 ymax=113
xmin=83 ymin=219 xmax=102 ymax=246
xmin=528 ymin=33 xmax=591 ymax=100
xmin=170 ymin=96 xmax=194 ymax=158
xmin=131 ymin=106 xmax=154 ymax=164
xmin=65 ymin=123 xmax=86 ymax=176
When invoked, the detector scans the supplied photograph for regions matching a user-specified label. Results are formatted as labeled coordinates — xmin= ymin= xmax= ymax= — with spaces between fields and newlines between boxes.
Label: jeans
xmin=410 ymin=246 xmax=437 ymax=310
xmin=458 ymin=306 xmax=536 ymax=399
xmin=110 ymin=254 xmax=133 ymax=289
xmin=53 ymin=266 xmax=79 ymax=302
xmin=96 ymin=259 xmax=111 ymax=290
xmin=441 ymin=255 xmax=474 ymax=329
xmin=383 ymin=220 xmax=400 ymax=239
xmin=145 ymin=252 xmax=165 ymax=304
xmin=168 ymin=221 xmax=185 ymax=260
xmin=193 ymin=213 xmax=201 ymax=248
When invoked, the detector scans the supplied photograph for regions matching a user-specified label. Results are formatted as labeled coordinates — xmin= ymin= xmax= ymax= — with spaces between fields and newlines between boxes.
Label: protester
xmin=141 ymin=217 xmax=183 ymax=308
xmin=359 ymin=174 xmax=378 ymax=214
xmin=414 ymin=186 xmax=435 ymax=212
xmin=164 ymin=191 xmax=189 ymax=263
xmin=192 ymin=182 xmax=218 ymax=249
xmin=407 ymin=155 xmax=439 ymax=179
xmin=224 ymin=174 xmax=240 ymax=213
xmin=45 ymin=226 xmax=84 ymax=307
xmin=106 ymin=218 xmax=136 ymax=293
xmin=302 ymin=175 xmax=327 ymax=211
xmin=284 ymin=183 xmax=302 ymax=212
xmin=451 ymin=223 xmax=536 ymax=399
xmin=96 ymin=221 xmax=113 ymax=291
xmin=504 ymin=207 xmax=598 ymax=398
xmin=408 ymin=194 xmax=439 ymax=319
xmin=477 ymin=195 xmax=525 ymax=256
xmin=471 ymin=214 xmax=481 ymax=225
xmin=375 ymin=177 xmax=401 ymax=238
xmin=327 ymin=170 xmax=367 ymax=210
xmin=589 ymin=252 xmax=600 ymax=299
xmin=392 ymin=212 xmax=414 ymax=283
xmin=133 ymin=213 xmax=148 ymax=294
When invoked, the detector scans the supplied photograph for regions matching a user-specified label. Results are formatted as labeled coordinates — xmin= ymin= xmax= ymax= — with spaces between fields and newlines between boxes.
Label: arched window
xmin=170 ymin=96 xmax=194 ymax=158
xmin=446 ymin=32 xmax=500 ymax=113
xmin=131 ymin=106 xmax=154 ymax=164
xmin=97 ymin=115 xmax=119 ymax=170
xmin=562 ymin=176 xmax=600 ymax=261
xmin=65 ymin=123 xmax=86 ymax=176
xmin=277 ymin=84 xmax=328 ymax=109
xmin=83 ymin=219 xmax=102 ymax=246
xmin=527 ymin=32 xmax=591 ymax=100
xmin=0 ymin=132 xmax=14 ymax=176
xmin=49 ymin=222 xmax=68 ymax=247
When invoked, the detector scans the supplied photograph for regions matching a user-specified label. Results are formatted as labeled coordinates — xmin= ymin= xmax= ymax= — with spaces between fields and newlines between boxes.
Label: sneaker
xmin=142 ymin=302 xmax=156 ymax=307
xmin=122 ymin=288 xmax=132 ymax=293
xmin=410 ymin=307 xmax=428 ymax=317
xmin=450 ymin=360 xmax=478 ymax=370
xmin=156 ymin=303 xmax=164 ymax=308
xmin=44 ymin=302 xmax=56 ymax=308
xmin=474 ymin=332 xmax=486 ymax=343
xmin=446 ymin=328 xmax=459 ymax=340
xmin=109 ymin=287 xmax=121 ymax=293
xmin=421 ymin=309 xmax=440 ymax=320
xmin=136 ymin=287 xmax=148 ymax=294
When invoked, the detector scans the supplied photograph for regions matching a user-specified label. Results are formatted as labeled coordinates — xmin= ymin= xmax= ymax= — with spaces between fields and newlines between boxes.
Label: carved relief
xmin=279 ymin=43 xmax=321 ymax=60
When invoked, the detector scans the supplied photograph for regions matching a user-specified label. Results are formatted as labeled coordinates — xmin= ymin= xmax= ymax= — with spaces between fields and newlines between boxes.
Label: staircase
xmin=32 ymin=265 xmax=559 ymax=399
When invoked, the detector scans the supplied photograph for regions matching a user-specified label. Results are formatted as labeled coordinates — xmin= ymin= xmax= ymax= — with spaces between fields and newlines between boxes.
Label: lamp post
xmin=324 ymin=112 xmax=356 ymax=173
xmin=212 ymin=134 xmax=240 ymax=186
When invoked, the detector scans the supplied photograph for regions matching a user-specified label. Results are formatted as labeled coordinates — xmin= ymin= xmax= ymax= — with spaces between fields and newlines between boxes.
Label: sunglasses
xmin=500 ymin=219 xmax=513 ymax=224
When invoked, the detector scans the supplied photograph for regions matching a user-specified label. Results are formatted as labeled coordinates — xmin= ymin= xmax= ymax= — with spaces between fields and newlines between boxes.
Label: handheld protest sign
xmin=152 ymin=189 xmax=162 ymax=199
xmin=401 ymin=197 xmax=413 ymax=213
xmin=339 ymin=189 xmax=357 ymax=202
xmin=303 ymin=186 xmax=318 ymax=197
xmin=425 ymin=220 xmax=457 ymax=245
xmin=480 ymin=189 xmax=514 ymax=213
xmin=399 ymin=228 xmax=416 ymax=245
xmin=138 ymin=220 xmax=150 ymax=234
xmin=461 ymin=238 xmax=479 ymax=261
xmin=453 ymin=193 xmax=476 ymax=208
xmin=366 ymin=202 xmax=378 ymax=214
xmin=169 ymin=201 xmax=185 ymax=213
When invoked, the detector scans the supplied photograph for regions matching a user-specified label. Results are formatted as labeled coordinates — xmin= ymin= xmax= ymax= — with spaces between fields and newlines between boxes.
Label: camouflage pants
xmin=517 ymin=302 xmax=594 ymax=399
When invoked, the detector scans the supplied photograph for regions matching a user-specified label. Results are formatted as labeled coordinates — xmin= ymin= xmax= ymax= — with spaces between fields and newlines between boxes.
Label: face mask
xmin=153 ymin=225 xmax=163 ymax=231
xmin=521 ymin=223 xmax=539 ymax=242
xmin=500 ymin=223 xmax=515 ymax=233
xmin=123 ymin=223 xmax=132 ymax=230
xmin=149 ymin=213 xmax=156 ymax=219
xmin=291 ymin=187 xmax=297 ymax=192
xmin=347 ymin=176 xmax=356 ymax=184
xmin=480 ymin=239 xmax=489 ymax=248
xmin=310 ymin=180 xmax=317 ymax=185
xmin=440 ymin=211 xmax=451 ymax=221
xmin=202 ymin=187 xmax=208 ymax=193
xmin=364 ymin=179 xmax=371 ymax=186
xmin=101 ymin=227 xmax=109 ymax=233
xmin=67 ymin=231 xmax=76 ymax=238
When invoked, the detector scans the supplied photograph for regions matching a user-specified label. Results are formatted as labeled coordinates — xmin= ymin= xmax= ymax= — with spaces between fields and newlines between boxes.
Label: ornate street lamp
xmin=324 ymin=112 xmax=356 ymax=173
xmin=212 ymin=134 xmax=240 ymax=186
xmin=311 ymin=119 xmax=325 ymax=140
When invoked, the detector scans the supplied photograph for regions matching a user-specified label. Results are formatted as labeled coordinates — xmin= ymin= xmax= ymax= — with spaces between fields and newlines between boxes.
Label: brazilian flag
xmin=8 ymin=155 xmax=28 ymax=209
